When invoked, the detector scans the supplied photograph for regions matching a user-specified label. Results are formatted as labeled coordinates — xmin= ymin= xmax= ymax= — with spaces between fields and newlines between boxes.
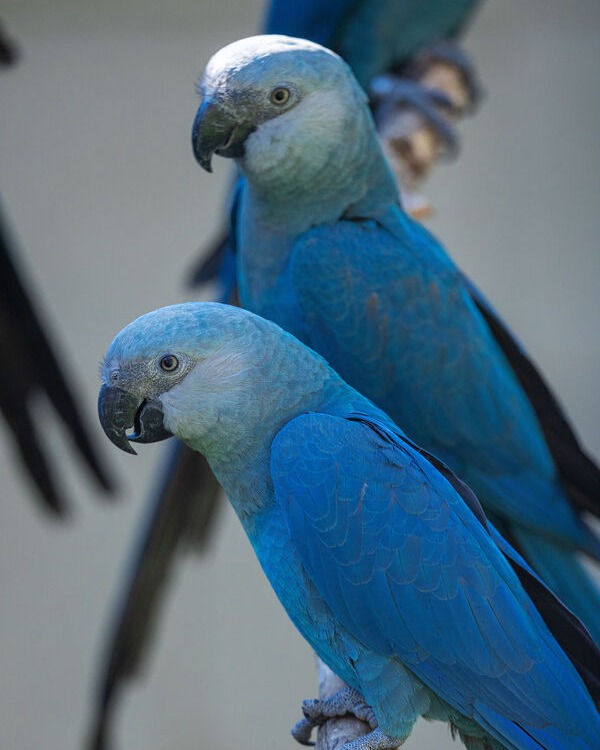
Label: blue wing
xmin=289 ymin=211 xmax=597 ymax=554
xmin=271 ymin=412 xmax=600 ymax=749
xmin=464 ymin=274 xmax=600 ymax=519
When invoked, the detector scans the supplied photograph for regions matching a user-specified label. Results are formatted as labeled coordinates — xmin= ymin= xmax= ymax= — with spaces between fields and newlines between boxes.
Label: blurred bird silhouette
xmin=0 ymin=30 xmax=114 ymax=514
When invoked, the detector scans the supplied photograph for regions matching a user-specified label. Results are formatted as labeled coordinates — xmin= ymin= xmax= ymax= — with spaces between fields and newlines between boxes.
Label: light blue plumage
xmin=98 ymin=301 xmax=600 ymax=750
xmin=191 ymin=35 xmax=600 ymax=641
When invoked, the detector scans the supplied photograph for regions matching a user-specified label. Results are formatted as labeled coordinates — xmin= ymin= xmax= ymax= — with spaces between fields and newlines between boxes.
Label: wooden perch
xmin=372 ymin=50 xmax=479 ymax=219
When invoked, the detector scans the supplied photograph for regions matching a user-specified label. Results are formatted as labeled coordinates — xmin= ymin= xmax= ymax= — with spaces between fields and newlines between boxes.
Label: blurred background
xmin=1 ymin=1 xmax=599 ymax=749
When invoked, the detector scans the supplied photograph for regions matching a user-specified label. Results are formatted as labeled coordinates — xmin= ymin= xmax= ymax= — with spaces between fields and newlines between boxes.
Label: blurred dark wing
xmin=0 ymin=200 xmax=113 ymax=514
xmin=87 ymin=440 xmax=222 ymax=750
xmin=468 ymin=280 xmax=600 ymax=519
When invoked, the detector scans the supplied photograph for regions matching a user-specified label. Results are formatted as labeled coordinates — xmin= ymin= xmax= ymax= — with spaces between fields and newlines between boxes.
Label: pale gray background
xmin=1 ymin=1 xmax=599 ymax=749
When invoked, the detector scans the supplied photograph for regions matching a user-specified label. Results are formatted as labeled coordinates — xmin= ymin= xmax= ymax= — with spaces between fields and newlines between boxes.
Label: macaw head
xmin=98 ymin=301 xmax=333 ymax=460
xmin=191 ymin=34 xmax=368 ymax=175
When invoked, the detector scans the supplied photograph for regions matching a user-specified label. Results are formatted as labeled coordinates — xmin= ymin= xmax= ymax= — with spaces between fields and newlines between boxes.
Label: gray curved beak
xmin=98 ymin=384 xmax=172 ymax=455
xmin=191 ymin=98 xmax=255 ymax=172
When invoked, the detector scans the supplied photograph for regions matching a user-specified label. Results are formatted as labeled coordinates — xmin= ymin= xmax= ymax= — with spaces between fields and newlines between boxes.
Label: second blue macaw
xmin=98 ymin=301 xmax=600 ymax=750
xmin=191 ymin=0 xmax=483 ymax=290
xmin=192 ymin=35 xmax=600 ymax=642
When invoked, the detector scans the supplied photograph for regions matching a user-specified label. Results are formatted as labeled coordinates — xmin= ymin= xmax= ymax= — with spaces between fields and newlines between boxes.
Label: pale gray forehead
xmin=203 ymin=34 xmax=344 ymax=92
xmin=105 ymin=303 xmax=255 ymax=363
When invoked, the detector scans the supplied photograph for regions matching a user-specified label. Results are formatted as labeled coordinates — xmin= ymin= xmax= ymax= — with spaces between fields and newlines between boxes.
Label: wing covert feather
xmin=271 ymin=412 xmax=593 ymax=730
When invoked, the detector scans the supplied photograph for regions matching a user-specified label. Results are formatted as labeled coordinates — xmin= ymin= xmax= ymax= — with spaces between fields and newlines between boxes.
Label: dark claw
xmin=370 ymin=75 xmax=459 ymax=154
xmin=303 ymin=691 xmax=378 ymax=729
xmin=291 ymin=717 xmax=316 ymax=746
xmin=370 ymin=74 xmax=454 ymax=111
xmin=405 ymin=40 xmax=483 ymax=110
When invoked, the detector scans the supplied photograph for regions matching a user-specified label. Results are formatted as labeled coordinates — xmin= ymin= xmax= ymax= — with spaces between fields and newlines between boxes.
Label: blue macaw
xmin=190 ymin=0 xmax=482 ymax=289
xmin=97 ymin=300 xmax=600 ymax=750
xmin=191 ymin=35 xmax=600 ymax=646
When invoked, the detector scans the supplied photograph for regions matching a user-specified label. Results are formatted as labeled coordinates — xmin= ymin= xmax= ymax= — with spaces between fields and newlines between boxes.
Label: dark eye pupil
xmin=160 ymin=355 xmax=178 ymax=372
xmin=272 ymin=88 xmax=289 ymax=104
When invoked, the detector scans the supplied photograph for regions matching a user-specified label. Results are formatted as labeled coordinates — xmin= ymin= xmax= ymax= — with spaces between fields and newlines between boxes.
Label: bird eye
xmin=270 ymin=87 xmax=291 ymax=106
xmin=159 ymin=354 xmax=179 ymax=372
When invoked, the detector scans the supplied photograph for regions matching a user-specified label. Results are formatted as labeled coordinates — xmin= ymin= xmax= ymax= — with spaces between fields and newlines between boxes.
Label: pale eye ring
xmin=270 ymin=87 xmax=291 ymax=106
xmin=159 ymin=354 xmax=179 ymax=372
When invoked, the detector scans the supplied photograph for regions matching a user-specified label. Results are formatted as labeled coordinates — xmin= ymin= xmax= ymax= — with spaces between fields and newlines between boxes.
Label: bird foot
xmin=405 ymin=40 xmax=483 ymax=111
xmin=339 ymin=727 xmax=403 ymax=750
xmin=369 ymin=75 xmax=458 ymax=153
xmin=291 ymin=687 xmax=378 ymax=746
